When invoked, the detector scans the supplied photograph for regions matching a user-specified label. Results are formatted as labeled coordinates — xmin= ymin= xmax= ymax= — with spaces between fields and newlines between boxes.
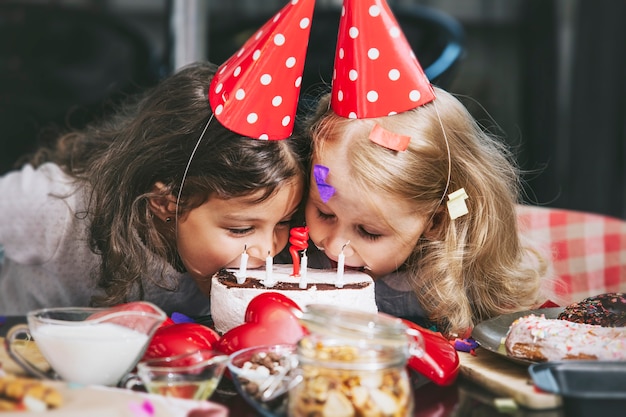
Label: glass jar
xmin=288 ymin=304 xmax=423 ymax=417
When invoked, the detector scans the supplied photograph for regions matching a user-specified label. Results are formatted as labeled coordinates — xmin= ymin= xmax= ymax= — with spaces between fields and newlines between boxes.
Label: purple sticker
xmin=172 ymin=312 xmax=195 ymax=324
xmin=453 ymin=337 xmax=479 ymax=353
xmin=313 ymin=164 xmax=335 ymax=203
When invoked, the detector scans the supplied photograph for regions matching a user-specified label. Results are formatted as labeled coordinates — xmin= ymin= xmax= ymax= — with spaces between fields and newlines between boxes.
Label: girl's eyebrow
xmin=223 ymin=208 xmax=299 ymax=223
xmin=222 ymin=214 xmax=262 ymax=222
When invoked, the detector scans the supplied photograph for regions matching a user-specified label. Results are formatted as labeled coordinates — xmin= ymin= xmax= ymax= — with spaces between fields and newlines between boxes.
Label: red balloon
xmin=217 ymin=292 xmax=307 ymax=355
xmin=142 ymin=322 xmax=221 ymax=360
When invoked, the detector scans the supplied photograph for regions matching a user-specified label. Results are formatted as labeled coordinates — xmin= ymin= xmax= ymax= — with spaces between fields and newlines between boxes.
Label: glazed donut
xmin=505 ymin=314 xmax=626 ymax=362
xmin=557 ymin=293 xmax=626 ymax=327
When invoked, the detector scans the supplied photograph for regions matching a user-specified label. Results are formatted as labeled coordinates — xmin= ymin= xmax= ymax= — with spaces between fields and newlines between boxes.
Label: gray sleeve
xmin=0 ymin=163 xmax=72 ymax=264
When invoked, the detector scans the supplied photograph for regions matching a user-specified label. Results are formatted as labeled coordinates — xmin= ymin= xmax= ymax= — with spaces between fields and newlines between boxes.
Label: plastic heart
xmin=142 ymin=322 xmax=221 ymax=360
xmin=403 ymin=319 xmax=460 ymax=386
xmin=217 ymin=292 xmax=307 ymax=355
xmin=86 ymin=301 xmax=169 ymax=331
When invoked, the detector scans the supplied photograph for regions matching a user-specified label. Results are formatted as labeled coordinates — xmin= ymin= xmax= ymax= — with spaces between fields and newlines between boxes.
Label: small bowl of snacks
xmin=227 ymin=344 xmax=298 ymax=417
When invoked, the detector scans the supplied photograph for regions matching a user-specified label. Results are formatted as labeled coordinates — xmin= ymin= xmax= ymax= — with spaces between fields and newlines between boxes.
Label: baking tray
xmin=529 ymin=361 xmax=626 ymax=416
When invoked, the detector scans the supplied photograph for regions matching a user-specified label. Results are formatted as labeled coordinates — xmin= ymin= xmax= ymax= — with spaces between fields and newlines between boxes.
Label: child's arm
xmin=0 ymin=163 xmax=71 ymax=264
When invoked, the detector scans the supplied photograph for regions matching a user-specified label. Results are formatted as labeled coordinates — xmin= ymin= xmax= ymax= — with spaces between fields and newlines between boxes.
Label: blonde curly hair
xmin=306 ymin=87 xmax=547 ymax=336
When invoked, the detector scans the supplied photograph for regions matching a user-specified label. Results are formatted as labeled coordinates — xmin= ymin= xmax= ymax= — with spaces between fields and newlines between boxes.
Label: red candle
xmin=289 ymin=226 xmax=309 ymax=277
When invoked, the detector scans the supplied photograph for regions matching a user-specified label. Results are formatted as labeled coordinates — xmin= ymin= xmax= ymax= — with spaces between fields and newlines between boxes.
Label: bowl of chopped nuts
xmin=227 ymin=344 xmax=298 ymax=417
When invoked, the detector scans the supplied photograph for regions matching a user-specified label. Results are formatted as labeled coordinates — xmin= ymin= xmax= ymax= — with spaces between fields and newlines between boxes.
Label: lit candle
xmin=265 ymin=251 xmax=275 ymax=287
xmin=236 ymin=245 xmax=248 ymax=284
xmin=336 ymin=241 xmax=349 ymax=288
xmin=299 ymin=250 xmax=308 ymax=289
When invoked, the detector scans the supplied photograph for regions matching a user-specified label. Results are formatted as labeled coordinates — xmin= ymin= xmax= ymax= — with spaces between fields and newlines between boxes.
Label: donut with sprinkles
xmin=557 ymin=292 xmax=626 ymax=327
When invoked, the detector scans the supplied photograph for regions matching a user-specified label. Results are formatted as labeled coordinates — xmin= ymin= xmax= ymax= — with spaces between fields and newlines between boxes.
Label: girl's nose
xmin=246 ymin=233 xmax=280 ymax=259
xmin=323 ymin=233 xmax=354 ymax=258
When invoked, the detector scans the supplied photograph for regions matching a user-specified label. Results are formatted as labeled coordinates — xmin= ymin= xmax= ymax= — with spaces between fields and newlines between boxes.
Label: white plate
xmin=0 ymin=382 xmax=229 ymax=417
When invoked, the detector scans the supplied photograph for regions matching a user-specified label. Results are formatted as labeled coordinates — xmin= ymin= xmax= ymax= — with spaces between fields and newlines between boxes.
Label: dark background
xmin=1 ymin=0 xmax=624 ymax=219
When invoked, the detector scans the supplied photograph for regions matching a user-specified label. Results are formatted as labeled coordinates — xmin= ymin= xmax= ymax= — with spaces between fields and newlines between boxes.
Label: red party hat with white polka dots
xmin=331 ymin=0 xmax=436 ymax=119
xmin=209 ymin=0 xmax=315 ymax=140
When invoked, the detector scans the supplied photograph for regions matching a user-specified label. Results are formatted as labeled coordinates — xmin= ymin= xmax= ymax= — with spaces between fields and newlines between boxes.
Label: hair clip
xmin=447 ymin=188 xmax=469 ymax=220
xmin=368 ymin=123 xmax=411 ymax=151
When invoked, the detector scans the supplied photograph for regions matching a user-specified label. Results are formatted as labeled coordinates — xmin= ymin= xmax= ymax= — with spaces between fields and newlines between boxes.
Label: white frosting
xmin=210 ymin=264 xmax=377 ymax=334
xmin=505 ymin=314 xmax=626 ymax=361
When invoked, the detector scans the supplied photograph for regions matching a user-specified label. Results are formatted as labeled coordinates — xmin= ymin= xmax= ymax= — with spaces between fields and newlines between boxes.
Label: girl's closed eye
xmin=228 ymin=227 xmax=253 ymax=236
xmin=277 ymin=219 xmax=292 ymax=228
xmin=357 ymin=225 xmax=382 ymax=241
xmin=316 ymin=208 xmax=335 ymax=221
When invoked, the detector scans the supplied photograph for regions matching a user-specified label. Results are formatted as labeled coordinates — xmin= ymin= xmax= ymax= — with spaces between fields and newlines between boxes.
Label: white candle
xmin=299 ymin=250 xmax=308 ymax=289
xmin=265 ymin=251 xmax=275 ymax=287
xmin=336 ymin=242 xmax=349 ymax=288
xmin=236 ymin=246 xmax=248 ymax=284
xmin=336 ymin=252 xmax=345 ymax=288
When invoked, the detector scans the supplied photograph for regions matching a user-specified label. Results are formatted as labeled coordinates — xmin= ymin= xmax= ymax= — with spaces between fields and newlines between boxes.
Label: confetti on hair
xmin=447 ymin=188 xmax=469 ymax=220
xmin=314 ymin=164 xmax=335 ymax=203
xmin=128 ymin=400 xmax=155 ymax=417
xmin=368 ymin=124 xmax=411 ymax=151
xmin=171 ymin=312 xmax=195 ymax=324
xmin=451 ymin=337 xmax=479 ymax=355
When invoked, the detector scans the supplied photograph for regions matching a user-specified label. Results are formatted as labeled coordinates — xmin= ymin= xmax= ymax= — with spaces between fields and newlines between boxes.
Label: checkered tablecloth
xmin=517 ymin=205 xmax=626 ymax=306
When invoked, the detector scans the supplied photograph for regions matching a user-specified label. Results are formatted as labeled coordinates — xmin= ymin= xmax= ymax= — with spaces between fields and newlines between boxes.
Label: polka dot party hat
xmin=331 ymin=0 xmax=436 ymax=119
xmin=209 ymin=0 xmax=315 ymax=140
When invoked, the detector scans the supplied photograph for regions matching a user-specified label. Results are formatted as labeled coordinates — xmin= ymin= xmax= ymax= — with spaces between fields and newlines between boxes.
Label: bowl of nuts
xmin=227 ymin=344 xmax=299 ymax=417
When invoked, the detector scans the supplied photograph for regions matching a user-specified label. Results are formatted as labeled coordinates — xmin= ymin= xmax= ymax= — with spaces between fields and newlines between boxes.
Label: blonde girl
xmin=303 ymin=89 xmax=547 ymax=337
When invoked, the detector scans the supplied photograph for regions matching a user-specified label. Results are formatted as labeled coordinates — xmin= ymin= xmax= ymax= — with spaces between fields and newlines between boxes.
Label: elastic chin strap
xmin=431 ymin=99 xmax=469 ymax=221
xmin=174 ymin=114 xmax=214 ymax=237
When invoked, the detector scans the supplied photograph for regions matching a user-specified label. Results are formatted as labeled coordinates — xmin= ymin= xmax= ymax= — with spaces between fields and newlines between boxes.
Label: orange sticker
xmin=368 ymin=124 xmax=411 ymax=152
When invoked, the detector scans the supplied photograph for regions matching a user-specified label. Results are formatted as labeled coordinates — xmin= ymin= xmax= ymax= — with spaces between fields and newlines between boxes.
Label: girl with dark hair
xmin=0 ymin=62 xmax=308 ymax=315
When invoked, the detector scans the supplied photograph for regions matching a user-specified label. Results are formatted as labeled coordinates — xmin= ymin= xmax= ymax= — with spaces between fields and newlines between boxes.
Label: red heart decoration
xmin=217 ymin=292 xmax=307 ymax=355
xmin=142 ymin=322 xmax=221 ymax=361
xmin=86 ymin=301 xmax=168 ymax=330
xmin=402 ymin=319 xmax=460 ymax=386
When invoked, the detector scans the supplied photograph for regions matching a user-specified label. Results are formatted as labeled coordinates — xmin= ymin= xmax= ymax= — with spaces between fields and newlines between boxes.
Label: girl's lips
xmin=225 ymin=262 xmax=264 ymax=270
xmin=328 ymin=258 xmax=365 ymax=272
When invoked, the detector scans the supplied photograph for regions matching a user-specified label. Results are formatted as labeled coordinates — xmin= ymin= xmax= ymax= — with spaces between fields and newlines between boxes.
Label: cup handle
xmin=5 ymin=324 xmax=57 ymax=380
xmin=119 ymin=372 xmax=145 ymax=391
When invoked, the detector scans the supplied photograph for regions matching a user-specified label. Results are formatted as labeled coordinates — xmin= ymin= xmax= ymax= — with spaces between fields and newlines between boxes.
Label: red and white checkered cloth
xmin=517 ymin=205 xmax=626 ymax=306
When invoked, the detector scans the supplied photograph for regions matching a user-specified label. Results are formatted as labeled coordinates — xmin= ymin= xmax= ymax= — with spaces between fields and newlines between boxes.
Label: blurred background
xmin=1 ymin=0 xmax=624 ymax=218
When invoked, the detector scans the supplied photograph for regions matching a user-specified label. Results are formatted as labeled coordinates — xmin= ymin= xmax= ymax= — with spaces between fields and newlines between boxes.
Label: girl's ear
xmin=148 ymin=182 xmax=177 ymax=222
xmin=423 ymin=206 xmax=446 ymax=240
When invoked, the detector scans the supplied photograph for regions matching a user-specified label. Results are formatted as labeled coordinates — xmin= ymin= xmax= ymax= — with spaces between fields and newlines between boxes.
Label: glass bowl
xmin=227 ymin=344 xmax=298 ymax=417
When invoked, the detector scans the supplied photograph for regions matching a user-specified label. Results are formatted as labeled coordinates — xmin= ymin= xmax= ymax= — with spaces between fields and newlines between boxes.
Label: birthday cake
xmin=210 ymin=264 xmax=378 ymax=334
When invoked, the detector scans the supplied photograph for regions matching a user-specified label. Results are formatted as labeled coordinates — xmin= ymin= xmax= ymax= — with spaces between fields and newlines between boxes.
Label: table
xmin=0 ymin=316 xmax=565 ymax=416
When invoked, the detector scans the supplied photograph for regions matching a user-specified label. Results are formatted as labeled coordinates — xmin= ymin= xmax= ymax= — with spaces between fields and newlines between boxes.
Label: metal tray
xmin=529 ymin=361 xmax=626 ymax=416
xmin=471 ymin=307 xmax=563 ymax=365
